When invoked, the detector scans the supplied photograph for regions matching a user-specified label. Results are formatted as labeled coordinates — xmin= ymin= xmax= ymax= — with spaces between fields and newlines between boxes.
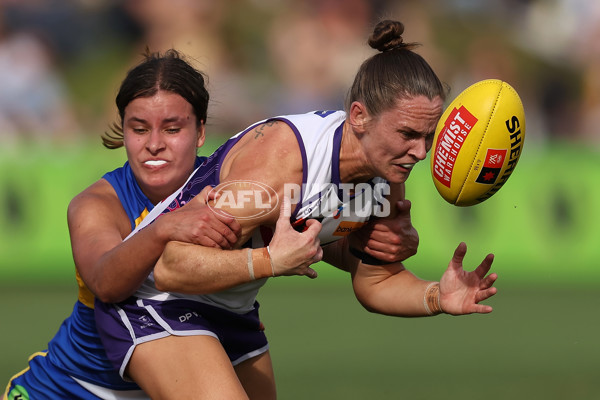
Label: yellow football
xmin=430 ymin=79 xmax=526 ymax=206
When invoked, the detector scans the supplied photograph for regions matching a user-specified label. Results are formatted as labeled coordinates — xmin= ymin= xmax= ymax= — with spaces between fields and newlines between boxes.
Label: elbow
xmin=352 ymin=279 xmax=396 ymax=316
xmin=355 ymin=292 xmax=393 ymax=316
xmin=154 ymin=242 xmax=178 ymax=292
xmin=352 ymin=283 xmax=379 ymax=314
xmin=153 ymin=256 xmax=175 ymax=292
xmin=357 ymin=297 xmax=379 ymax=314
xmin=153 ymin=242 xmax=188 ymax=292
xmin=94 ymin=285 xmax=129 ymax=304
xmin=153 ymin=271 xmax=172 ymax=292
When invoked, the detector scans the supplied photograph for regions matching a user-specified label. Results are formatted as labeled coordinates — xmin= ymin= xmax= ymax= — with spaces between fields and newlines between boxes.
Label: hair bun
xmin=368 ymin=20 xmax=413 ymax=52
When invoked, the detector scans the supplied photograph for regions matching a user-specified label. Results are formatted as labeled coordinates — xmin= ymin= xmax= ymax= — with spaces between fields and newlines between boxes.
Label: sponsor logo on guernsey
xmin=333 ymin=221 xmax=367 ymax=236
xmin=475 ymin=149 xmax=507 ymax=184
xmin=433 ymin=106 xmax=478 ymax=188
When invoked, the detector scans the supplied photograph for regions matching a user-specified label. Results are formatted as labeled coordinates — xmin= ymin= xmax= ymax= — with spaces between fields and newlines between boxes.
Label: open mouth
xmin=398 ymin=163 xmax=415 ymax=171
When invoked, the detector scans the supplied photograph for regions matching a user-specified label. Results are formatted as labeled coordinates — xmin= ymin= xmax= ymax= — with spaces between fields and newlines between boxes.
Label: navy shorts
xmin=94 ymin=297 xmax=269 ymax=379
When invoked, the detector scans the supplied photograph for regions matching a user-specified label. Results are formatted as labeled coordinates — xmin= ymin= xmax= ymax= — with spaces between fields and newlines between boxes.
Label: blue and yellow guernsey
xmin=48 ymin=161 xmax=155 ymax=387
xmin=4 ymin=157 xmax=201 ymax=399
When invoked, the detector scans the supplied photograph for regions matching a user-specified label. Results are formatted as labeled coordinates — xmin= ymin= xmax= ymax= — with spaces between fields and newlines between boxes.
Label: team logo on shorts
xmin=8 ymin=385 xmax=30 ymax=400
xmin=138 ymin=315 xmax=154 ymax=329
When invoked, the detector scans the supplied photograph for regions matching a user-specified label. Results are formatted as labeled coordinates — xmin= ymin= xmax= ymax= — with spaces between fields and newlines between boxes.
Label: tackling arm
xmin=153 ymin=121 xmax=323 ymax=293
xmin=69 ymin=182 xmax=240 ymax=303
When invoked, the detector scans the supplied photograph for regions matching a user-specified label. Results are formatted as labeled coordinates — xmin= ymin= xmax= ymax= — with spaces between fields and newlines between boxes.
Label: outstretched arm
xmin=349 ymin=242 xmax=497 ymax=317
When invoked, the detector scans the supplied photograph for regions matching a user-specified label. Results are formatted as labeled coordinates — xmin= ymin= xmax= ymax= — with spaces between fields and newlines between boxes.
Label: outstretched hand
xmin=348 ymin=200 xmax=419 ymax=263
xmin=439 ymin=242 xmax=498 ymax=315
xmin=268 ymin=197 xmax=323 ymax=278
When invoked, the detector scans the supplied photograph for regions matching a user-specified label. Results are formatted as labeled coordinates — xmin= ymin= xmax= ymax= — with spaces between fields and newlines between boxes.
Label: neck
xmin=339 ymin=121 xmax=375 ymax=183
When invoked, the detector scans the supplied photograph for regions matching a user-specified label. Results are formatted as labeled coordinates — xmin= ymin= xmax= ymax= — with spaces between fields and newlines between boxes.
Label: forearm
xmin=154 ymin=242 xmax=271 ymax=294
xmin=85 ymin=223 xmax=169 ymax=303
xmin=351 ymin=262 xmax=438 ymax=317
xmin=321 ymin=238 xmax=359 ymax=272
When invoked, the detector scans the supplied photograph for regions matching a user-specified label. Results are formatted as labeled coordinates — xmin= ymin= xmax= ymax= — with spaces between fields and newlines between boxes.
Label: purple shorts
xmin=94 ymin=297 xmax=269 ymax=379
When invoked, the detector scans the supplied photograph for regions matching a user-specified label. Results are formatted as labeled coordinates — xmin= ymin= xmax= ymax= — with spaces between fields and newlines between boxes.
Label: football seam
xmin=456 ymin=80 xmax=503 ymax=204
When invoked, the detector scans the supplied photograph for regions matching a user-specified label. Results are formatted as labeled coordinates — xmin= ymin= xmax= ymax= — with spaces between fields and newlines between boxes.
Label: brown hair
xmin=102 ymin=49 xmax=209 ymax=149
xmin=345 ymin=20 xmax=446 ymax=117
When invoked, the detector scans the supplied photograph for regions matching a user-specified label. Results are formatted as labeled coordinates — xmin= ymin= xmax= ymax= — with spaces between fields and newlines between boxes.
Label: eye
xmin=165 ymin=127 xmax=181 ymax=134
xmin=132 ymin=127 xmax=148 ymax=134
xmin=400 ymin=130 xmax=421 ymax=141
xmin=425 ymin=132 xmax=435 ymax=144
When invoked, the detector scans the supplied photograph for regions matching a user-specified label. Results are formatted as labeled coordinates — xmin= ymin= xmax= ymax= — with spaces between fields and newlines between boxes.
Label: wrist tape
xmin=247 ymin=248 xmax=275 ymax=280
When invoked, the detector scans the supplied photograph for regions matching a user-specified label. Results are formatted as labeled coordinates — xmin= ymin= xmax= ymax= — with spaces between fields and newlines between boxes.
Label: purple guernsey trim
xmin=265 ymin=117 xmax=308 ymax=218
xmin=331 ymin=121 xmax=344 ymax=189
xmin=211 ymin=122 xmax=265 ymax=185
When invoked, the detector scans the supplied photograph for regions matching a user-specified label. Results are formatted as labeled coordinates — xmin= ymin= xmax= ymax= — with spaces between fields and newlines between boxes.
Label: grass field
xmin=1 ymin=274 xmax=599 ymax=399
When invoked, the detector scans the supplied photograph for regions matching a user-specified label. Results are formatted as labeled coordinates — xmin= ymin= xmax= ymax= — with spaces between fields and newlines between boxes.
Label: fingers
xmin=194 ymin=234 xmax=225 ymax=249
xmin=477 ymin=286 xmax=498 ymax=301
xmin=278 ymin=196 xmax=291 ymax=220
xmin=212 ymin=212 xmax=241 ymax=237
xmin=303 ymin=247 xmax=323 ymax=279
xmin=472 ymin=303 xmax=494 ymax=314
xmin=479 ymin=272 xmax=498 ymax=290
xmin=474 ymin=253 xmax=495 ymax=278
xmin=198 ymin=185 xmax=215 ymax=203
xmin=448 ymin=242 xmax=467 ymax=269
xmin=395 ymin=199 xmax=412 ymax=216
xmin=304 ymin=267 xmax=318 ymax=279
xmin=303 ymin=219 xmax=322 ymax=237
xmin=199 ymin=226 xmax=236 ymax=249
xmin=314 ymin=245 xmax=323 ymax=262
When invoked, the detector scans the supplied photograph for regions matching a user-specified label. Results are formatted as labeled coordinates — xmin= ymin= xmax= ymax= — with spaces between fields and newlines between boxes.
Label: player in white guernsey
xmin=95 ymin=20 xmax=499 ymax=399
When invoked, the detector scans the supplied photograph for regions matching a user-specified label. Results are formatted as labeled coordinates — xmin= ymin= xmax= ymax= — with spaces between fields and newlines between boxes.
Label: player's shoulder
xmin=68 ymin=179 xmax=121 ymax=221
xmin=230 ymin=116 xmax=302 ymax=166
xmin=262 ymin=109 xmax=344 ymax=129
xmin=247 ymin=117 xmax=297 ymax=146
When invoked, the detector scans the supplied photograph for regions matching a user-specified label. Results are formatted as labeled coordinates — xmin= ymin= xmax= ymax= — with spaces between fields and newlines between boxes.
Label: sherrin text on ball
xmin=430 ymin=79 xmax=526 ymax=206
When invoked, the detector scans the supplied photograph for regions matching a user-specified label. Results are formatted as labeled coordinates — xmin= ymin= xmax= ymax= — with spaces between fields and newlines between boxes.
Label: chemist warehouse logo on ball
xmin=208 ymin=180 xmax=391 ymax=220
xmin=432 ymin=105 xmax=478 ymax=187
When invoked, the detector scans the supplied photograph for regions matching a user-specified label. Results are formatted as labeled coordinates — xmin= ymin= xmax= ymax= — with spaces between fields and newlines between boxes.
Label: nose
xmin=410 ymin=137 xmax=428 ymax=161
xmin=146 ymin=129 xmax=165 ymax=154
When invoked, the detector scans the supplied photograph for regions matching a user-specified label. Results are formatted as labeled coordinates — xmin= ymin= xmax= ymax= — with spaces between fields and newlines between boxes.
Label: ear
xmin=196 ymin=121 xmax=206 ymax=148
xmin=348 ymin=101 xmax=370 ymax=134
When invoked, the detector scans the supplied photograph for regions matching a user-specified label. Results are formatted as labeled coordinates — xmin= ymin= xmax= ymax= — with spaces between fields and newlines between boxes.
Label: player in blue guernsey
xmin=95 ymin=20 xmax=499 ymax=400
xmin=3 ymin=50 xmax=323 ymax=400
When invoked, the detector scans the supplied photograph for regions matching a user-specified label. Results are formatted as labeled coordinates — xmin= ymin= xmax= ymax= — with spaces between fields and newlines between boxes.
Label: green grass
xmin=2 ymin=277 xmax=599 ymax=399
